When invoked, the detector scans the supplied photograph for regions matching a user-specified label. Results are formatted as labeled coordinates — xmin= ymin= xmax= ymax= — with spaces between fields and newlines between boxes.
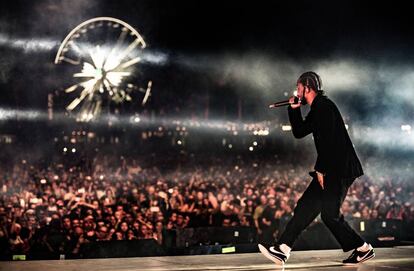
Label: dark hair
xmin=297 ymin=71 xmax=325 ymax=96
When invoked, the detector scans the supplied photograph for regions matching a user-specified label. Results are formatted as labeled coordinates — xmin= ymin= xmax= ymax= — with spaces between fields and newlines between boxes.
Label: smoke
xmin=176 ymin=54 xmax=372 ymax=95
xmin=173 ymin=53 xmax=414 ymax=153
xmin=140 ymin=50 xmax=169 ymax=65
xmin=176 ymin=52 xmax=413 ymax=101
xmin=0 ymin=34 xmax=59 ymax=53
xmin=315 ymin=59 xmax=375 ymax=91
xmin=0 ymin=108 xmax=47 ymax=121
xmin=353 ymin=125 xmax=414 ymax=150
xmin=0 ymin=107 xmax=271 ymax=138
xmin=0 ymin=33 xmax=168 ymax=64
xmin=176 ymin=53 xmax=300 ymax=96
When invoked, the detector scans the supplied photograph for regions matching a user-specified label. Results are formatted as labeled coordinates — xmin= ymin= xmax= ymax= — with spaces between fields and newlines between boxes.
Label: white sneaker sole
xmin=258 ymin=244 xmax=284 ymax=266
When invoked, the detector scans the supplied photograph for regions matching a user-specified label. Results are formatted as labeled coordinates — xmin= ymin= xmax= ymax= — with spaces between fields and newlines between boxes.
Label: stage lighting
xmin=401 ymin=124 xmax=411 ymax=132
xmin=282 ymin=125 xmax=292 ymax=131
xmin=360 ymin=221 xmax=365 ymax=232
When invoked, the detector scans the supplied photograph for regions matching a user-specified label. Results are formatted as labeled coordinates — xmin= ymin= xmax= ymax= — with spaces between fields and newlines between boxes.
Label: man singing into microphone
xmin=259 ymin=71 xmax=375 ymax=265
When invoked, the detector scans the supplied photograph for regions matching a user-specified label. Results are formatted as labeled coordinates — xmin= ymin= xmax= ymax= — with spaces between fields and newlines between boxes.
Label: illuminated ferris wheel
xmin=55 ymin=17 xmax=152 ymax=122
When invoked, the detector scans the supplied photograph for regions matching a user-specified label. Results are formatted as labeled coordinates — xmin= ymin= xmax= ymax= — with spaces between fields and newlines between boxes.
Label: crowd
xmin=0 ymin=152 xmax=413 ymax=256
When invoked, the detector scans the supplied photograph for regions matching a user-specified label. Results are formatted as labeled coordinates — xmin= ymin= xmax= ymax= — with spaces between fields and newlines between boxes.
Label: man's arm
xmin=313 ymin=102 xmax=336 ymax=176
xmin=288 ymin=106 xmax=312 ymax=138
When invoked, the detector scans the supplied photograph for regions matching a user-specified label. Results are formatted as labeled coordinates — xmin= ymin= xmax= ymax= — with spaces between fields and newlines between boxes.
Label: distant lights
xmin=253 ymin=141 xmax=258 ymax=146
xmin=401 ymin=124 xmax=411 ymax=132
xmin=282 ymin=125 xmax=292 ymax=131
xmin=228 ymin=144 xmax=233 ymax=149
xmin=253 ymin=129 xmax=269 ymax=136
xmin=249 ymin=146 xmax=254 ymax=151
xmin=177 ymin=140 xmax=182 ymax=145
xmin=71 ymin=148 xmax=76 ymax=153
xmin=63 ymin=147 xmax=68 ymax=152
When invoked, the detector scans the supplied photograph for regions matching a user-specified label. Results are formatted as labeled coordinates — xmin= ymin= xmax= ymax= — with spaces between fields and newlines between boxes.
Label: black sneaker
xmin=258 ymin=244 xmax=289 ymax=265
xmin=343 ymin=244 xmax=375 ymax=265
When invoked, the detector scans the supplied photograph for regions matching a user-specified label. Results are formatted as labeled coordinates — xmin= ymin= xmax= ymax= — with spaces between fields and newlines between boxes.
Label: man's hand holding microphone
xmin=289 ymin=96 xmax=301 ymax=109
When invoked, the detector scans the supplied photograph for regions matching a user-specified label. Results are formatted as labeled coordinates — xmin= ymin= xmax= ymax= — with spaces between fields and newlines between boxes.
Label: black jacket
xmin=288 ymin=95 xmax=363 ymax=179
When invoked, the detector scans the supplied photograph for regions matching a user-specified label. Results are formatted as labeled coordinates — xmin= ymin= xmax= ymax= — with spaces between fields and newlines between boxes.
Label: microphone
xmin=269 ymin=96 xmax=299 ymax=108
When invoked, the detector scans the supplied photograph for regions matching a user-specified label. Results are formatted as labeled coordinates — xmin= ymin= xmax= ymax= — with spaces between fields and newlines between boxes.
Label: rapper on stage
xmin=259 ymin=72 xmax=375 ymax=265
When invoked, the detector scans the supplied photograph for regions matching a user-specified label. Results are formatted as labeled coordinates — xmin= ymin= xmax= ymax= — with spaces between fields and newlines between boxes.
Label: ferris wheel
xmin=55 ymin=17 xmax=152 ymax=122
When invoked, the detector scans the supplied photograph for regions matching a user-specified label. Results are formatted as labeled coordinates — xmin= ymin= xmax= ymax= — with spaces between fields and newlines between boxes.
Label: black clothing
xmin=278 ymin=174 xmax=364 ymax=251
xmin=277 ymin=95 xmax=365 ymax=252
xmin=288 ymin=95 xmax=363 ymax=179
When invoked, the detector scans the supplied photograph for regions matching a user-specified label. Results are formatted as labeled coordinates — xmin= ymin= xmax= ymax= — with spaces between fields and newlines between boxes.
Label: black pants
xmin=278 ymin=173 xmax=364 ymax=252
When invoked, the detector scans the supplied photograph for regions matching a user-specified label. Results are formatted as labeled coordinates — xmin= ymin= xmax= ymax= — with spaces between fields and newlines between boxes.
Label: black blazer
xmin=288 ymin=95 xmax=363 ymax=179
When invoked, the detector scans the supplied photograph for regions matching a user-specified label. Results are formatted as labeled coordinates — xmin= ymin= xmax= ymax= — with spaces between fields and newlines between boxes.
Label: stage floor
xmin=1 ymin=246 xmax=414 ymax=271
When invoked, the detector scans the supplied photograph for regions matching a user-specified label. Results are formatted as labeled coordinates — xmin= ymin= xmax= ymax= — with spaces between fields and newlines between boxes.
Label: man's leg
xmin=320 ymin=176 xmax=365 ymax=252
xmin=258 ymin=177 xmax=323 ymax=264
xmin=277 ymin=177 xmax=322 ymax=248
